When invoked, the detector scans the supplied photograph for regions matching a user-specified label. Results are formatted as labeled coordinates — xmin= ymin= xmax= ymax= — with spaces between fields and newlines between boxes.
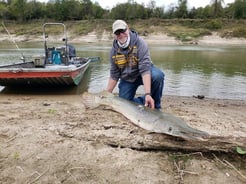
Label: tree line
xmin=0 ymin=0 xmax=245 ymax=22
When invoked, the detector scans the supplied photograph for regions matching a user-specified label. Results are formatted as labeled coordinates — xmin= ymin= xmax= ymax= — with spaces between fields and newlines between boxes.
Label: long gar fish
xmin=82 ymin=91 xmax=210 ymax=141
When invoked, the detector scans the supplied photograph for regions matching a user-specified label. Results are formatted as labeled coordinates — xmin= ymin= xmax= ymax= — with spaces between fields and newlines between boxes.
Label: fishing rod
xmin=1 ymin=21 xmax=25 ymax=62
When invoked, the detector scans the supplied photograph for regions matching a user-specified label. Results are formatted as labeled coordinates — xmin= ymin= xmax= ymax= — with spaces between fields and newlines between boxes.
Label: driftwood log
xmin=62 ymin=121 xmax=246 ymax=153
xmin=104 ymin=133 xmax=246 ymax=153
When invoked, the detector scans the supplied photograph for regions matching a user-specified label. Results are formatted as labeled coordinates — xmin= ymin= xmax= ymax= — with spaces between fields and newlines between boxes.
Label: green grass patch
xmin=48 ymin=109 xmax=56 ymax=114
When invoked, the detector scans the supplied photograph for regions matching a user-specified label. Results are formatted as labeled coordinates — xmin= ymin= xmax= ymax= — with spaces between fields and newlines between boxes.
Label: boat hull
xmin=0 ymin=61 xmax=90 ymax=87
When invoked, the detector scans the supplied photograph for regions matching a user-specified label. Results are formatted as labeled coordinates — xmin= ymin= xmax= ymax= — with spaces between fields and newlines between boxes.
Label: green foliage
xmin=171 ymin=29 xmax=211 ymax=41
xmin=13 ymin=151 xmax=20 ymax=160
xmin=163 ymin=20 xmax=213 ymax=41
xmin=175 ymin=0 xmax=188 ymax=18
xmin=210 ymin=0 xmax=225 ymax=18
xmin=233 ymin=0 xmax=246 ymax=19
xmin=25 ymin=1 xmax=46 ymax=20
xmin=48 ymin=109 xmax=56 ymax=114
xmin=236 ymin=147 xmax=246 ymax=154
xmin=0 ymin=0 xmax=246 ymax=21
xmin=177 ymin=34 xmax=193 ymax=41
xmin=110 ymin=3 xmax=148 ymax=20
xmin=204 ymin=19 xmax=223 ymax=30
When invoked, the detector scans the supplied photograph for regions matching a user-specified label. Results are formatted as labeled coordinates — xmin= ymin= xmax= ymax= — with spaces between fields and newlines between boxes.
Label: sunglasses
xmin=114 ymin=29 xmax=127 ymax=36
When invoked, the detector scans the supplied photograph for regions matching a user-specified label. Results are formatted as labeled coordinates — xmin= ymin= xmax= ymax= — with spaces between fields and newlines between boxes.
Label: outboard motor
xmin=67 ymin=44 xmax=76 ymax=59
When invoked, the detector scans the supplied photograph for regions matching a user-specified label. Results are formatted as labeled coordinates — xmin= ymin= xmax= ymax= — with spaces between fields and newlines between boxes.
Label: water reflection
xmin=151 ymin=46 xmax=246 ymax=77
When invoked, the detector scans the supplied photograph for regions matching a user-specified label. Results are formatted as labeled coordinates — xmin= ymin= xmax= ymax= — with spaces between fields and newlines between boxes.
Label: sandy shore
xmin=0 ymin=93 xmax=245 ymax=183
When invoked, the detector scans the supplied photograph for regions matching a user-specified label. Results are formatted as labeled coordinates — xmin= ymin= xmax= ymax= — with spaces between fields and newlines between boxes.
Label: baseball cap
xmin=112 ymin=20 xmax=127 ymax=34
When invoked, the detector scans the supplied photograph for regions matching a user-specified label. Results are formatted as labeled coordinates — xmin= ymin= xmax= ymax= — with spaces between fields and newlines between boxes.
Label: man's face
xmin=114 ymin=28 xmax=129 ymax=44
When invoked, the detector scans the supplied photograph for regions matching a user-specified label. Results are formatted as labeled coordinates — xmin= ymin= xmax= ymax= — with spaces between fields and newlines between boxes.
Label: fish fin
xmin=81 ymin=92 xmax=100 ymax=109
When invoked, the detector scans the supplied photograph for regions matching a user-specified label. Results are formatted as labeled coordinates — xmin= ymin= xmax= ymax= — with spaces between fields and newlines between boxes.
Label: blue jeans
xmin=118 ymin=65 xmax=164 ymax=109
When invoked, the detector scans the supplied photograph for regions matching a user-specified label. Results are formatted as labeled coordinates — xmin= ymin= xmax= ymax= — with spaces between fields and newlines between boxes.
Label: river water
xmin=0 ymin=42 xmax=246 ymax=100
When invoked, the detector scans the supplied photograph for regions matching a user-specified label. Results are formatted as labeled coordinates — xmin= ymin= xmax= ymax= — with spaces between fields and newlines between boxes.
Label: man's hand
xmin=145 ymin=94 xmax=155 ymax=109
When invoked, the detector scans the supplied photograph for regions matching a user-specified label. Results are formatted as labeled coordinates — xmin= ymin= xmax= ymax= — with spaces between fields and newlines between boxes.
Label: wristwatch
xmin=145 ymin=93 xmax=151 ymax=97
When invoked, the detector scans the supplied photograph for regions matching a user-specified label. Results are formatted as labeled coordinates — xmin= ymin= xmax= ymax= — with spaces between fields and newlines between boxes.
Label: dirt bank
xmin=1 ymin=31 xmax=246 ymax=46
xmin=0 ymin=94 xmax=245 ymax=183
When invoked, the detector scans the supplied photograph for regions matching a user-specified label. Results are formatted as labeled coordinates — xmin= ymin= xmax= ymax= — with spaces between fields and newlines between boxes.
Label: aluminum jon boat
xmin=0 ymin=23 xmax=97 ymax=87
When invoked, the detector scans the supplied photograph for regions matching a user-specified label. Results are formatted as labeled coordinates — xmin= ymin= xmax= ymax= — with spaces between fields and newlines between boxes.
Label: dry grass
xmin=1 ymin=19 xmax=245 ymax=40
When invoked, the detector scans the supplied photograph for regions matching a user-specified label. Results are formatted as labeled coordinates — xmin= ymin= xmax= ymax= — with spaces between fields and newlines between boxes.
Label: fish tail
xmin=81 ymin=92 xmax=100 ymax=109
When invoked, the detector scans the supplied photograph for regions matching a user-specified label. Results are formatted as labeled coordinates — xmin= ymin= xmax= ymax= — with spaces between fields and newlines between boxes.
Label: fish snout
xmin=178 ymin=130 xmax=210 ymax=141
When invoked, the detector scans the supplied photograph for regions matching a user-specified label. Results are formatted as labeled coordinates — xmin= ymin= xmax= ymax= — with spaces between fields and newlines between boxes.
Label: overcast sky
xmin=91 ymin=0 xmax=235 ymax=9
